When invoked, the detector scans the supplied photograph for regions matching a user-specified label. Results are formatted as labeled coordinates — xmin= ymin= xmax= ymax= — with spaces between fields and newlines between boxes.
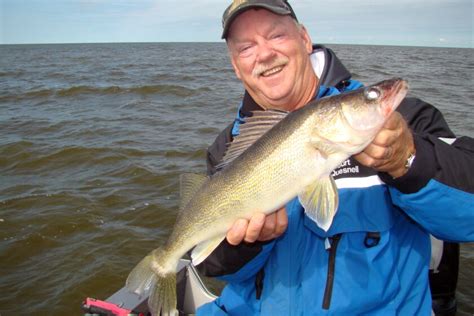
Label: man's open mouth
xmin=261 ymin=65 xmax=284 ymax=77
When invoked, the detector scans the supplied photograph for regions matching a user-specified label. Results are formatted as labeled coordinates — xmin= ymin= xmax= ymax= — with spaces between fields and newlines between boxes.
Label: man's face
xmin=226 ymin=9 xmax=315 ymax=111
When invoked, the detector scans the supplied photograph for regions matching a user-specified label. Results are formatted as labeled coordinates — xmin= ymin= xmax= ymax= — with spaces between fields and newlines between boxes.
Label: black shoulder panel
xmin=195 ymin=239 xmax=269 ymax=277
xmin=207 ymin=123 xmax=234 ymax=175
xmin=397 ymin=97 xmax=455 ymax=137
xmin=314 ymin=44 xmax=352 ymax=88
xmin=380 ymin=97 xmax=474 ymax=194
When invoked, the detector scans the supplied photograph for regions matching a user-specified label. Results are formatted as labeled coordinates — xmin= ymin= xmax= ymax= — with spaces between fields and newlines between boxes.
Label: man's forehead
xmin=228 ymin=9 xmax=292 ymax=40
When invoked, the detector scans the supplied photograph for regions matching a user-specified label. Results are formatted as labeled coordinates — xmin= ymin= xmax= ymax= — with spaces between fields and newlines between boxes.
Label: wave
xmin=130 ymin=84 xmax=195 ymax=96
xmin=0 ymin=70 xmax=25 ymax=78
xmin=56 ymin=85 xmax=122 ymax=97
xmin=163 ymin=148 xmax=207 ymax=159
xmin=0 ymin=141 xmax=37 ymax=169
xmin=1 ymin=145 xmax=131 ymax=173
xmin=197 ymin=127 xmax=222 ymax=135
xmin=0 ymin=84 xmax=211 ymax=102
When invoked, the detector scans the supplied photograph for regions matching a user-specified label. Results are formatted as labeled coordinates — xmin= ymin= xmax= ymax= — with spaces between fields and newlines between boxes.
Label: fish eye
xmin=365 ymin=87 xmax=381 ymax=100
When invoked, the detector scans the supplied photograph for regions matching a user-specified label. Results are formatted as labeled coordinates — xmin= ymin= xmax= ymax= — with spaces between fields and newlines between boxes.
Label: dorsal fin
xmin=216 ymin=110 xmax=288 ymax=171
xmin=179 ymin=173 xmax=208 ymax=211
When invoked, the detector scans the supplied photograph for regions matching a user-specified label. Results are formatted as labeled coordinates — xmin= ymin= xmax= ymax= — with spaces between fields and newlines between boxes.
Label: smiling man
xmin=196 ymin=1 xmax=474 ymax=315
xmin=225 ymin=8 xmax=317 ymax=111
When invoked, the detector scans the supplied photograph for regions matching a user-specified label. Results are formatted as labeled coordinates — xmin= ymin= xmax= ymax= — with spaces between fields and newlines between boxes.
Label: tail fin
xmin=148 ymin=272 xmax=177 ymax=316
xmin=126 ymin=250 xmax=158 ymax=296
xmin=126 ymin=249 xmax=178 ymax=316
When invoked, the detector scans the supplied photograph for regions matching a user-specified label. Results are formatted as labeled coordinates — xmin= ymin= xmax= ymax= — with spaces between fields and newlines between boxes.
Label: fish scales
xmin=165 ymin=108 xmax=318 ymax=258
xmin=125 ymin=78 xmax=409 ymax=316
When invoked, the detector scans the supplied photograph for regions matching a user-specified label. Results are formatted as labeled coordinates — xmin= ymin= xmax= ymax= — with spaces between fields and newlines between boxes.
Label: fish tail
xmin=125 ymin=248 xmax=178 ymax=316
xmin=148 ymin=271 xmax=178 ymax=316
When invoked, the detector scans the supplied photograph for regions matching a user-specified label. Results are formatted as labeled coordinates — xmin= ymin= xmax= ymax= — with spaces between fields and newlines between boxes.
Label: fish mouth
xmin=380 ymin=78 xmax=409 ymax=117
xmin=340 ymin=78 xmax=409 ymax=134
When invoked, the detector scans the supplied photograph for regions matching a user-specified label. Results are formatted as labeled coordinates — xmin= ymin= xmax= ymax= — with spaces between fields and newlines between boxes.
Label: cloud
xmin=296 ymin=0 xmax=472 ymax=47
xmin=1 ymin=0 xmax=471 ymax=46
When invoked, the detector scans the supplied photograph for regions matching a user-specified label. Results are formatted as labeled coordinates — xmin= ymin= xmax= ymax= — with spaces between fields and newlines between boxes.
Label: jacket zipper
xmin=322 ymin=234 xmax=342 ymax=310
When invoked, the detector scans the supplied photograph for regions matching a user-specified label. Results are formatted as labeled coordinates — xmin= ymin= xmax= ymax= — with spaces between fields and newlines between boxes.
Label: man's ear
xmin=230 ymin=54 xmax=242 ymax=80
xmin=299 ymin=25 xmax=313 ymax=54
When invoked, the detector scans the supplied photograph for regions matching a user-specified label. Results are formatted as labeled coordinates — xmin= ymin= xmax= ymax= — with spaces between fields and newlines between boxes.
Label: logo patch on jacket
xmin=332 ymin=158 xmax=375 ymax=180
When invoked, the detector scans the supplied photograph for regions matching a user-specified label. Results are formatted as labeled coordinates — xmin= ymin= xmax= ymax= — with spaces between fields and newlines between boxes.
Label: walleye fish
xmin=126 ymin=78 xmax=408 ymax=316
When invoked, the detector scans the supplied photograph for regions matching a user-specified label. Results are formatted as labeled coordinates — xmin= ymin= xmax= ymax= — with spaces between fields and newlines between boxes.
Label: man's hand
xmin=226 ymin=207 xmax=288 ymax=245
xmin=354 ymin=111 xmax=415 ymax=178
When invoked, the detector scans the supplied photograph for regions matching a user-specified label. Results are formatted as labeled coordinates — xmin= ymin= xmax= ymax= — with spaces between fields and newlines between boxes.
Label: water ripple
xmin=0 ymin=43 xmax=472 ymax=315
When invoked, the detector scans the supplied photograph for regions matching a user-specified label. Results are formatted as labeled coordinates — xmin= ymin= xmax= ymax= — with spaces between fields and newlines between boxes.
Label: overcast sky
xmin=1 ymin=0 xmax=472 ymax=47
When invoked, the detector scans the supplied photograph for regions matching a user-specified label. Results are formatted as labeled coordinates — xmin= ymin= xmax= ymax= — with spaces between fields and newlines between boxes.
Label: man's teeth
xmin=262 ymin=66 xmax=283 ymax=77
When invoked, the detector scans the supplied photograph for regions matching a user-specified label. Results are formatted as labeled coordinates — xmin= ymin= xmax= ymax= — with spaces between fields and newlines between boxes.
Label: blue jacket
xmin=197 ymin=45 xmax=474 ymax=315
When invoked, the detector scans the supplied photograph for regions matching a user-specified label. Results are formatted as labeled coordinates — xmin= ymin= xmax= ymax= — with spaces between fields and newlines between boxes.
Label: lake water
xmin=0 ymin=42 xmax=472 ymax=315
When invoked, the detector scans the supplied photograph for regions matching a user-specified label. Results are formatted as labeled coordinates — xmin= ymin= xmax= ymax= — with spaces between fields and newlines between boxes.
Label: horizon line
xmin=0 ymin=41 xmax=471 ymax=49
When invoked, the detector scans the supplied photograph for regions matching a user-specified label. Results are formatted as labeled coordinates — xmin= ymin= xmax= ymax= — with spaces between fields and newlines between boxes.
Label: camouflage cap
xmin=222 ymin=0 xmax=298 ymax=39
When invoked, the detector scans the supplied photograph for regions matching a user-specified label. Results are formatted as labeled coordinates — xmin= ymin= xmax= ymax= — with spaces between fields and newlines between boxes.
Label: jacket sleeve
xmin=196 ymin=123 xmax=273 ymax=279
xmin=379 ymin=97 xmax=474 ymax=242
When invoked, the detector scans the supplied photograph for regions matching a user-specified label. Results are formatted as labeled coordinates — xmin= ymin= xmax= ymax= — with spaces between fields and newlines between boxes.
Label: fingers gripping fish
xmin=126 ymin=78 xmax=409 ymax=316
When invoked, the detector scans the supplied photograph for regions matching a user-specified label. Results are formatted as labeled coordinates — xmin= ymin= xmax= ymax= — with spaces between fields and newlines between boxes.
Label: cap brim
xmin=222 ymin=4 xmax=293 ymax=39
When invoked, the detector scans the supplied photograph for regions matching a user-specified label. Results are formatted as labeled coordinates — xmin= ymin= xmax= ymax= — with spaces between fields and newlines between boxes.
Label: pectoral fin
xmin=298 ymin=176 xmax=339 ymax=232
xmin=191 ymin=235 xmax=226 ymax=266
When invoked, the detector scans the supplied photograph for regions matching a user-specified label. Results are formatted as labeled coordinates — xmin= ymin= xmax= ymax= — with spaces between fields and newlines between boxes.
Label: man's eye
xmin=239 ymin=45 xmax=253 ymax=55
xmin=271 ymin=33 xmax=284 ymax=39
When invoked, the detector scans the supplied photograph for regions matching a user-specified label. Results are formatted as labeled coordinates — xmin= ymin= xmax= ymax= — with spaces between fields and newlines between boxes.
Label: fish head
xmin=312 ymin=78 xmax=408 ymax=154
xmin=341 ymin=78 xmax=408 ymax=132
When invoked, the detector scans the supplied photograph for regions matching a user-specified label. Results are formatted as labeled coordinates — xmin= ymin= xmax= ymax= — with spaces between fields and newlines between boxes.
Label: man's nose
xmin=256 ymin=41 xmax=276 ymax=63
